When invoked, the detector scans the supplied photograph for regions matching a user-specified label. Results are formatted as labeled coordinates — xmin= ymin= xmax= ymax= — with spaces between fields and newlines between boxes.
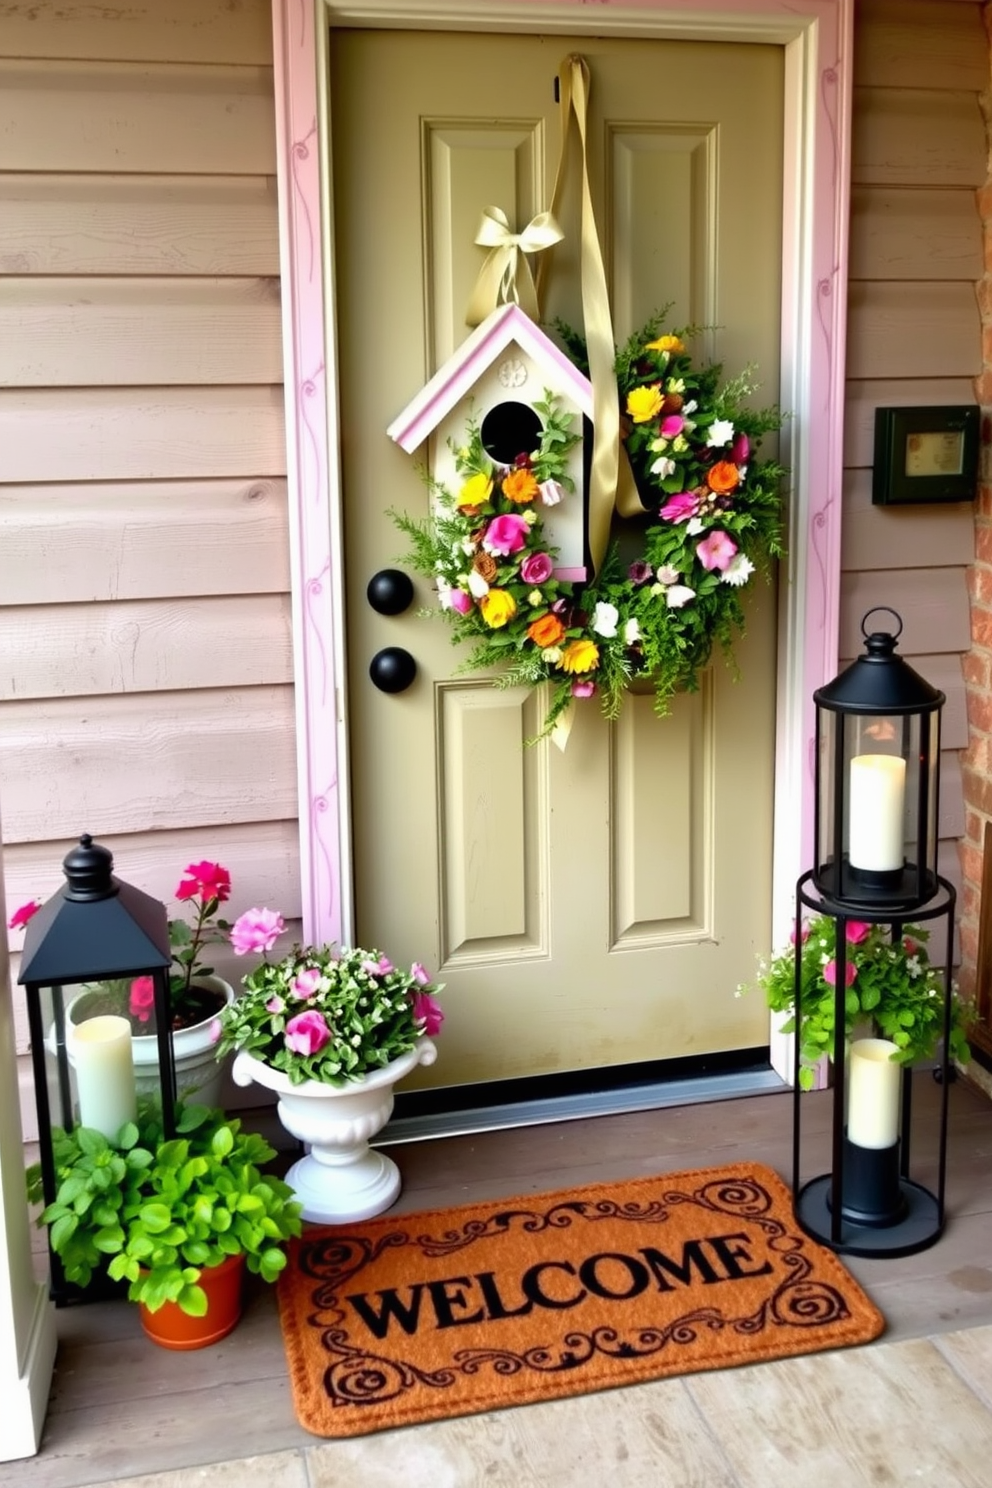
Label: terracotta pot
xmin=138 ymin=1252 xmax=245 ymax=1351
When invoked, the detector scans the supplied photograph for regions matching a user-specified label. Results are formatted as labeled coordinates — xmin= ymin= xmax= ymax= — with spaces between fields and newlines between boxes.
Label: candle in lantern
xmin=848 ymin=753 xmax=906 ymax=871
xmin=73 ymin=1015 xmax=137 ymax=1138
xmin=847 ymin=1037 xmax=901 ymax=1149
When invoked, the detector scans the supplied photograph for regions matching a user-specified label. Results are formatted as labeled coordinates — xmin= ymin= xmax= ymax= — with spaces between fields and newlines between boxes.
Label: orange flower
xmin=559 ymin=639 xmax=600 ymax=674
xmin=527 ymin=613 xmax=566 ymax=648
xmin=706 ymin=460 xmax=740 ymax=496
xmin=502 ymin=467 xmax=541 ymax=504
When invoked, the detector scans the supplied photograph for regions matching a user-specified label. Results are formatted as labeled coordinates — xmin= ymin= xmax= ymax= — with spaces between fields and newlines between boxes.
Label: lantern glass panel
xmin=39 ymin=979 xmax=141 ymax=1140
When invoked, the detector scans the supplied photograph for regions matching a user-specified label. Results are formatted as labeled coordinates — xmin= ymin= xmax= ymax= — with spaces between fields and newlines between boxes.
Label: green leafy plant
xmin=26 ymin=1101 xmax=303 ymax=1317
xmin=747 ymin=915 xmax=972 ymax=1089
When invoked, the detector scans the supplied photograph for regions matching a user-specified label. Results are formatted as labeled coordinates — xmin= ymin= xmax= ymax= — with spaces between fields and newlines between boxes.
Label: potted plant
xmin=748 ymin=914 xmax=972 ymax=1089
xmin=218 ymin=925 xmax=444 ymax=1224
xmin=26 ymin=1100 xmax=303 ymax=1350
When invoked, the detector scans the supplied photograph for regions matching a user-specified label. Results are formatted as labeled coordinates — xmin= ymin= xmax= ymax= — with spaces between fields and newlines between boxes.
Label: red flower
xmin=176 ymin=861 xmax=231 ymax=904
xmin=8 ymin=900 xmax=41 ymax=931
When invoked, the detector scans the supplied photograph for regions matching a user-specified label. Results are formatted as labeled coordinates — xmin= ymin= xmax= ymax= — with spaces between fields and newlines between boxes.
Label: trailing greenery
xmin=26 ymin=1101 xmax=302 ymax=1316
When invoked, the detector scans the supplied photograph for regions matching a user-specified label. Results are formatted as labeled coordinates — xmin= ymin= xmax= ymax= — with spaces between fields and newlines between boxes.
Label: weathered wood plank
xmin=852 ymin=87 xmax=986 ymax=187
xmin=0 ymin=0 xmax=274 ymax=65
xmin=841 ymin=468 xmax=976 ymax=571
xmin=840 ymin=567 xmax=971 ymax=656
xmin=846 ymin=281 xmax=981 ymax=380
xmin=1 ymin=595 xmax=293 ymax=700
xmin=854 ymin=0 xmax=989 ymax=92
xmin=0 ymin=387 xmax=287 ymax=481
xmin=0 ymin=479 xmax=289 ymax=603
xmin=0 ymin=173 xmax=280 ymax=277
xmin=0 ymin=61 xmax=276 ymax=174
xmin=0 ymin=276 xmax=283 ymax=387
xmin=0 ymin=686 xmax=297 ymax=843
xmin=844 ymin=379 xmax=977 ymax=468
xmin=849 ymin=185 xmax=982 ymax=281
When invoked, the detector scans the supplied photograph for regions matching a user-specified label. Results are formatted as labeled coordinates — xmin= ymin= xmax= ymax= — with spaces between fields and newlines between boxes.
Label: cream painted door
xmin=329 ymin=29 xmax=783 ymax=1090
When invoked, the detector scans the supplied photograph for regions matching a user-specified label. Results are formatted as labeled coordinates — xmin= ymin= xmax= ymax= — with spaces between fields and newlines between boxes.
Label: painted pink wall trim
xmin=272 ymin=0 xmax=852 ymax=951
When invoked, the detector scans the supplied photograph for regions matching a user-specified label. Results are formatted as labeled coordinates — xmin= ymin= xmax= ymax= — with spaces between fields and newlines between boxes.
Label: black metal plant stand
xmin=791 ymin=870 xmax=955 ymax=1258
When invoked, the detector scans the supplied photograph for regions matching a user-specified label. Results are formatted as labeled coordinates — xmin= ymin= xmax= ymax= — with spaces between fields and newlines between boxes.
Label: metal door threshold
xmin=378 ymin=1065 xmax=787 ymax=1145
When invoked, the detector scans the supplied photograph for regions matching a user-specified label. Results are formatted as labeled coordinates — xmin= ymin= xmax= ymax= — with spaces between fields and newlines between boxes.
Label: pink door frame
xmin=271 ymin=0 xmax=854 ymax=969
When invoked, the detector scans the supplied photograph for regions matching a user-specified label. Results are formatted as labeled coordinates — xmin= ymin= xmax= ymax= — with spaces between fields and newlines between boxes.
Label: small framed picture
xmin=872 ymin=405 xmax=979 ymax=506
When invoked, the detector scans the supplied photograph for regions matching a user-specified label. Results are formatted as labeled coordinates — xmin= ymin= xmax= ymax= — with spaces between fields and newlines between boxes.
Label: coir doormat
xmin=276 ymin=1162 xmax=884 ymax=1438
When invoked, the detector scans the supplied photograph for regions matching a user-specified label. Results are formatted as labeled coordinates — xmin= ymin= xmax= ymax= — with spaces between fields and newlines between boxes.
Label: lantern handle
xmin=860 ymin=606 xmax=903 ymax=643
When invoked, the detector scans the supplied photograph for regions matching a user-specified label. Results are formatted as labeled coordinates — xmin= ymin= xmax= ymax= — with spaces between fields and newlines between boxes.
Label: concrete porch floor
xmin=9 ymin=1076 xmax=992 ymax=1487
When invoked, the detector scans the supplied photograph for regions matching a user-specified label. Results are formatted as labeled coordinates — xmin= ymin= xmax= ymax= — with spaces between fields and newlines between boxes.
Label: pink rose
xmin=265 ymin=995 xmax=285 ymax=1014
xmin=8 ymin=899 xmax=41 ymax=931
xmin=128 ymin=976 xmax=156 ymax=1024
xmin=658 ymin=492 xmax=699 ymax=523
xmin=176 ymin=861 xmax=231 ymax=904
xmin=824 ymin=959 xmax=857 ymax=988
xmin=696 ymin=530 xmax=738 ymax=572
xmin=731 ymin=432 xmax=750 ymax=466
xmin=660 ymin=414 xmax=684 ymax=437
xmin=285 ymin=1009 xmax=331 ymax=1056
xmin=571 ymin=679 xmax=596 ymax=698
xmin=520 ymin=551 xmax=554 ymax=584
xmin=412 ymin=991 xmax=444 ymax=1037
xmin=483 ymin=514 xmax=529 ymax=556
xmin=846 ymin=921 xmax=871 ymax=944
xmin=411 ymin=962 xmax=432 ymax=987
xmin=361 ymin=955 xmax=394 ymax=977
xmin=291 ymin=967 xmax=322 ymax=1000
xmin=450 ymin=588 xmax=473 ymax=615
xmin=789 ymin=923 xmax=810 ymax=946
xmin=230 ymin=907 xmax=286 ymax=955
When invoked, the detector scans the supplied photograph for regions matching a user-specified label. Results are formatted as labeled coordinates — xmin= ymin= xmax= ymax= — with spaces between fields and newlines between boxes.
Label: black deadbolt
xmin=366 ymin=568 xmax=415 ymax=616
xmin=369 ymin=647 xmax=417 ymax=693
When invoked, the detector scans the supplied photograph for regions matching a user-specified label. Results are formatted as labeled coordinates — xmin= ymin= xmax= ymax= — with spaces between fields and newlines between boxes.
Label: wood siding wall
xmin=0 ymin=0 xmax=300 ymax=1138
xmin=845 ymin=0 xmax=985 ymax=940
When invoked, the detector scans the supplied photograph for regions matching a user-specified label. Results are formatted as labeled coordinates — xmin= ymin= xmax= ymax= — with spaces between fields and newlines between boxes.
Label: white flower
xmin=649 ymin=436 xmax=669 ymax=453
xmin=667 ymin=378 xmax=686 ymax=394
xmin=707 ymin=418 xmax=735 ymax=447
xmin=682 ymin=399 xmax=698 ymax=414
xmin=656 ymin=564 xmax=680 ymax=585
xmin=436 ymin=576 xmax=453 ymax=610
xmin=721 ymin=554 xmax=755 ymax=588
xmin=650 ymin=456 xmax=677 ymax=479
xmin=467 ymin=569 xmax=489 ymax=598
xmin=539 ymin=479 xmax=564 ymax=507
xmin=907 ymin=955 xmax=922 ymax=979
xmin=461 ymin=538 xmax=476 ymax=557
xmin=666 ymin=585 xmax=696 ymax=609
xmin=685 ymin=517 xmax=704 ymax=536
xmin=542 ymin=646 xmax=563 ymax=664
xmin=592 ymin=601 xmax=619 ymax=638
xmin=527 ymin=589 xmax=544 ymax=606
xmin=624 ymin=617 xmax=641 ymax=644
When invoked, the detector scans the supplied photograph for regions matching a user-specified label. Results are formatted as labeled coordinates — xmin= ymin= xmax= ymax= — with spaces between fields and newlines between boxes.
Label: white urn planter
xmin=231 ymin=1038 xmax=437 ymax=1224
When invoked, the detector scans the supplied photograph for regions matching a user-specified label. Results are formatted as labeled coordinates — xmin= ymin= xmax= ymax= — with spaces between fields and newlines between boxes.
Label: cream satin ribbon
xmin=464 ymin=206 xmax=564 ymax=327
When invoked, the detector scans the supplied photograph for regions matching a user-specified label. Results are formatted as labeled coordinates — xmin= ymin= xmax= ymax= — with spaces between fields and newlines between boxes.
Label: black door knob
xmin=366 ymin=568 xmax=415 ymax=615
xmin=369 ymin=647 xmax=417 ymax=693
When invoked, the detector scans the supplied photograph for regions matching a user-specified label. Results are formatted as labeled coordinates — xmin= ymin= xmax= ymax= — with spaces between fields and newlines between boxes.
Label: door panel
xmin=329 ymin=29 xmax=783 ymax=1090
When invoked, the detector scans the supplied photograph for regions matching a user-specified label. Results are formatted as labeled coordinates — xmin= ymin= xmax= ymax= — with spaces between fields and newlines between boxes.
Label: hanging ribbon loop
xmin=464 ymin=206 xmax=563 ymax=327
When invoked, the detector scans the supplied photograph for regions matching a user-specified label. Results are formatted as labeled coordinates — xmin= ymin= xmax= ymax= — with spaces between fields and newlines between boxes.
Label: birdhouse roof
xmin=386 ymin=303 xmax=593 ymax=453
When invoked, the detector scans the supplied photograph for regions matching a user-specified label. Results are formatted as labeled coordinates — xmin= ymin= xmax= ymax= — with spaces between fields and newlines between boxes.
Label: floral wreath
xmin=394 ymin=313 xmax=786 ymax=737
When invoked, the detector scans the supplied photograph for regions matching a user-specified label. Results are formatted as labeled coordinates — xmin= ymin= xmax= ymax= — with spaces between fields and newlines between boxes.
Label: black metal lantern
xmin=19 ymin=834 xmax=177 ymax=1304
xmin=793 ymin=614 xmax=954 ymax=1257
xmin=813 ymin=607 xmax=943 ymax=912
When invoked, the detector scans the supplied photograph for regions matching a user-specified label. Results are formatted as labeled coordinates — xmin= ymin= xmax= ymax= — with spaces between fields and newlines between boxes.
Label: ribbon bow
xmin=464 ymin=206 xmax=563 ymax=327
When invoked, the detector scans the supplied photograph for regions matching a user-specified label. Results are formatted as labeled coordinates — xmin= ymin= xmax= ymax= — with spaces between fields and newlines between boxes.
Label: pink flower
xmin=824 ymin=959 xmax=857 ymax=988
xmin=207 ymin=1019 xmax=222 ymax=1045
xmin=176 ymin=861 xmax=231 ymax=904
xmin=362 ymin=955 xmax=394 ymax=977
xmin=291 ymin=966 xmax=322 ymax=1000
xmin=412 ymin=991 xmax=444 ymax=1036
xmin=660 ymin=414 xmax=684 ymax=437
xmin=285 ymin=1009 xmax=331 ymax=1057
xmin=449 ymin=588 xmax=473 ymax=615
xmin=846 ymin=921 xmax=871 ymax=944
xmin=658 ymin=492 xmax=699 ymax=523
xmin=411 ymin=962 xmax=432 ymax=987
xmin=539 ymin=479 xmax=564 ymax=506
xmin=8 ymin=900 xmax=41 ymax=931
xmin=483 ymin=513 xmax=529 ymax=556
xmin=903 ymin=937 xmax=919 ymax=956
xmin=230 ymin=907 xmax=286 ymax=955
xmin=789 ymin=922 xmax=810 ymax=946
xmin=128 ymin=976 xmax=156 ymax=1024
xmin=696 ymin=530 xmax=738 ymax=571
xmin=520 ymin=551 xmax=554 ymax=584
xmin=571 ymin=679 xmax=596 ymax=698
xmin=265 ymin=995 xmax=285 ymax=1014
xmin=731 ymin=432 xmax=750 ymax=466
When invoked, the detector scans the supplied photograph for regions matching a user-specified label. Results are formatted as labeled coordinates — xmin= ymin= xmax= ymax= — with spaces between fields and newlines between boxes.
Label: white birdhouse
xmin=387 ymin=304 xmax=593 ymax=580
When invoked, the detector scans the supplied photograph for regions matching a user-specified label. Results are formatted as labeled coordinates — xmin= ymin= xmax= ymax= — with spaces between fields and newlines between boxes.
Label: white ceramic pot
xmin=62 ymin=975 xmax=236 ymax=1109
xmin=231 ymin=1038 xmax=437 ymax=1224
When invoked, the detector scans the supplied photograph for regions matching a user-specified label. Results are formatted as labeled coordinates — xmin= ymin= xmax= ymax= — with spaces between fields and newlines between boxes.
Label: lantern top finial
xmin=62 ymin=833 xmax=118 ymax=903
xmin=860 ymin=606 xmax=903 ymax=658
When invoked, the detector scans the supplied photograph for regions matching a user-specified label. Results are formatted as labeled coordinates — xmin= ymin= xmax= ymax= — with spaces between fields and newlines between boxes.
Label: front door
xmin=329 ymin=28 xmax=783 ymax=1090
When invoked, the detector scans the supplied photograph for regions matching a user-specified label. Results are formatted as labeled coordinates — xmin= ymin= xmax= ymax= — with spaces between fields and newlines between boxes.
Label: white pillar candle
xmin=847 ymin=1037 xmax=901 ymax=1149
xmin=848 ymin=753 xmax=906 ymax=871
xmin=73 ymin=1015 xmax=137 ymax=1139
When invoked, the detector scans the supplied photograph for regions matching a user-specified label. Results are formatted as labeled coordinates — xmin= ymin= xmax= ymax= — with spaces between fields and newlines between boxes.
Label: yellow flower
xmin=645 ymin=334 xmax=685 ymax=355
xmin=479 ymin=589 xmax=517 ymax=628
xmin=559 ymin=639 xmax=600 ymax=674
xmin=625 ymin=385 xmax=664 ymax=424
xmin=457 ymin=471 xmax=493 ymax=508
